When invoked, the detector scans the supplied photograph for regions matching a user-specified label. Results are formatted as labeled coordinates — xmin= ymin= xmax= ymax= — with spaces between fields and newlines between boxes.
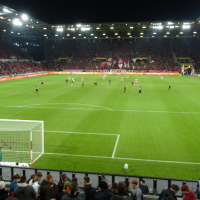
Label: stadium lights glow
xmin=152 ymin=36 xmax=154 ymax=37
xmin=194 ymin=35 xmax=196 ymax=36
xmin=110 ymin=27 xmax=114 ymax=29
xmin=67 ymin=27 xmax=70 ymax=30
xmin=96 ymin=27 xmax=100 ymax=29
xmin=153 ymin=26 xmax=163 ymax=29
xmin=167 ymin=22 xmax=173 ymax=25
xmin=11 ymin=31 xmax=13 ymax=33
xmin=182 ymin=25 xmax=190 ymax=29
xmin=84 ymin=37 xmax=86 ymax=38
xmin=140 ymin=36 xmax=143 ymax=37
xmin=193 ymin=31 xmax=197 ymax=34
xmin=176 ymin=35 xmax=179 ymax=37
xmin=175 ymin=26 xmax=179 ymax=28
xmin=140 ymin=33 xmax=143 ymax=35
xmin=115 ymin=33 xmax=118 ymax=35
xmin=55 ymin=34 xmax=58 ymax=36
xmin=31 ymin=26 xmax=34 ymax=28
xmin=126 ymin=24 xmax=127 ymax=25
xmin=129 ymin=36 xmax=132 ymax=38
xmin=127 ymin=33 xmax=131 ymax=35
xmin=76 ymin=28 xmax=79 ymax=30
xmin=130 ymin=27 xmax=133 ymax=29
xmin=106 ymin=36 xmax=108 ymax=38
xmin=44 ymin=34 xmax=47 ymax=36
xmin=91 ymin=33 xmax=94 ymax=36
xmin=78 ymin=34 xmax=82 ymax=36
xmin=81 ymin=27 xmax=90 ymax=31
xmin=67 ymin=34 xmax=70 ymax=36
xmin=169 ymin=26 xmax=174 ymax=28
xmin=102 ymin=33 xmax=106 ymax=35
xmin=118 ymin=36 xmax=120 ymax=38
xmin=73 ymin=37 xmax=76 ymax=39
xmin=57 ymin=27 xmax=63 ymax=32
xmin=180 ymin=32 xmax=183 ymax=34
xmin=8 ymin=19 xmax=11 ymax=21
xmin=3 ymin=30 xmax=6 ymax=32
xmin=94 ymin=36 xmax=97 ymax=38
xmin=26 ymin=25 xmax=28 ymax=27
xmin=62 ymin=37 xmax=64 ymax=39
xmin=37 ymin=21 xmax=39 ymax=23
xmin=164 ymin=35 xmax=167 ymax=37
xmin=16 ymin=13 xmax=18 ymax=15
xmin=166 ymin=32 xmax=170 ymax=34
xmin=3 ymin=8 xmax=11 ymax=13
xmin=0 ymin=17 xmax=3 ymax=19
xmin=153 ymin=32 xmax=156 ymax=34
xmin=76 ymin=24 xmax=81 ymax=27
xmin=43 ymin=27 xmax=47 ymax=30
xmin=21 ymin=14 xmax=28 ymax=20
xmin=18 ymin=33 xmax=20 ymax=35
xmin=13 ymin=18 xmax=22 ymax=26
xmin=142 ymin=26 xmax=146 ymax=28
xmin=71 ymin=28 xmax=75 ymax=31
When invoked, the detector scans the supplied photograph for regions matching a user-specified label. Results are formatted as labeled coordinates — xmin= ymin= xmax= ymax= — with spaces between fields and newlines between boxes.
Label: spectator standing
xmin=181 ymin=184 xmax=196 ymax=200
xmin=157 ymin=184 xmax=180 ymax=200
xmin=94 ymin=181 xmax=114 ymax=200
xmin=49 ymin=176 xmax=58 ymax=195
xmin=13 ymin=176 xmax=36 ymax=200
xmin=27 ymin=175 xmax=35 ymax=184
xmin=40 ymin=174 xmax=52 ymax=200
xmin=10 ymin=174 xmax=20 ymax=196
xmin=61 ymin=173 xmax=71 ymax=192
xmin=110 ymin=182 xmax=118 ymax=195
xmin=124 ymin=181 xmax=130 ymax=196
xmin=83 ymin=176 xmax=96 ymax=200
xmin=110 ymin=181 xmax=132 ymax=200
xmin=0 ymin=181 xmax=9 ymax=200
xmin=130 ymin=179 xmax=143 ymax=200
xmin=51 ymin=181 xmax=65 ymax=200
xmin=29 ymin=171 xmax=43 ymax=199
xmin=62 ymin=182 xmax=82 ymax=200
xmin=139 ymin=180 xmax=149 ymax=194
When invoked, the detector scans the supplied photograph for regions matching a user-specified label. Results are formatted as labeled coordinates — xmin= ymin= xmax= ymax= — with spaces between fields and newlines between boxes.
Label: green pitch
xmin=1 ymin=74 xmax=200 ymax=180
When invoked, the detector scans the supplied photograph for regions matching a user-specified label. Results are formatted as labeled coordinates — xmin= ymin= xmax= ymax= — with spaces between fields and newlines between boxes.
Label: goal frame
xmin=0 ymin=119 xmax=44 ymax=167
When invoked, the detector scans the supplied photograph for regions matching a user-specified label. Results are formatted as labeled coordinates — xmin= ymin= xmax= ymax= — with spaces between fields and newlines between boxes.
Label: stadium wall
xmin=0 ymin=71 xmax=180 ymax=81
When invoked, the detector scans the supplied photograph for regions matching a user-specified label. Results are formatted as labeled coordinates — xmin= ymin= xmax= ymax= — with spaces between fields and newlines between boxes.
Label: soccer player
xmin=124 ymin=85 xmax=126 ymax=93
xmin=179 ymin=74 xmax=181 ymax=78
xmin=35 ymin=85 xmax=38 ymax=95
xmin=109 ymin=79 xmax=111 ymax=84
xmin=94 ymin=82 xmax=97 ymax=86
xmin=66 ymin=78 xmax=68 ymax=83
xmin=168 ymin=85 xmax=171 ymax=90
xmin=138 ymin=86 xmax=141 ymax=95
xmin=72 ymin=78 xmax=74 ymax=84
xmin=103 ymin=76 xmax=105 ymax=80
xmin=41 ymin=80 xmax=43 ymax=86
xmin=161 ymin=76 xmax=163 ymax=80
xmin=82 ymin=80 xmax=84 ymax=87
xmin=135 ymin=79 xmax=138 ymax=83
xmin=131 ymin=80 xmax=134 ymax=86
xmin=121 ymin=77 xmax=123 ymax=82
xmin=127 ymin=75 xmax=129 ymax=79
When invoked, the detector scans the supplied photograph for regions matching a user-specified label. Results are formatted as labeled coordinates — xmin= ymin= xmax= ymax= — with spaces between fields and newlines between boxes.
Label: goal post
xmin=0 ymin=119 xmax=44 ymax=167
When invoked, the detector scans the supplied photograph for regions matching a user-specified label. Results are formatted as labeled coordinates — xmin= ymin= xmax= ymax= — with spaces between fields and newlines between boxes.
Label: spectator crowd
xmin=0 ymin=171 xmax=197 ymax=200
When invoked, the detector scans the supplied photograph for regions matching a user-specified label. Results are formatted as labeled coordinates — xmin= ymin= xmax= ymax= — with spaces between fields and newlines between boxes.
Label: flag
xmin=101 ymin=62 xmax=106 ymax=67
xmin=119 ymin=64 xmax=122 ymax=69
xmin=132 ymin=58 xmax=136 ymax=63
xmin=118 ymin=58 xmax=122 ymax=64
xmin=124 ymin=60 xmax=128 ymax=64
xmin=192 ymin=67 xmax=195 ymax=77
xmin=113 ymin=60 xmax=116 ymax=65
xmin=107 ymin=58 xmax=112 ymax=62
xmin=182 ymin=64 xmax=184 ymax=74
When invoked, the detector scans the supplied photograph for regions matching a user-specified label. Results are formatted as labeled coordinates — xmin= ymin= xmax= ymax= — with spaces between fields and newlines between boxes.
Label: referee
xmin=138 ymin=86 xmax=142 ymax=95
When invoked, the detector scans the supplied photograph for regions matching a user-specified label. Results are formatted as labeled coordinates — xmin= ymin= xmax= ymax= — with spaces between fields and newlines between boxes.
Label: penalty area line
xmin=43 ymin=152 xmax=200 ymax=165
xmin=112 ymin=135 xmax=120 ymax=158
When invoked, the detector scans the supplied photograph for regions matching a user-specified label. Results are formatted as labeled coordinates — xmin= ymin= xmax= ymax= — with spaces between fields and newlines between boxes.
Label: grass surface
xmin=1 ymin=74 xmax=200 ymax=180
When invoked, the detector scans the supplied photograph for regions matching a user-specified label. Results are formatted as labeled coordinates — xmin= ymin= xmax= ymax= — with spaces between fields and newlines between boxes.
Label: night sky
xmin=1 ymin=0 xmax=200 ymax=24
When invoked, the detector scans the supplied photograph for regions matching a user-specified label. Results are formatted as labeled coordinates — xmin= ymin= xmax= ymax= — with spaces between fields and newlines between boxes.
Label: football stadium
xmin=1 ymin=3 xmax=200 ymax=199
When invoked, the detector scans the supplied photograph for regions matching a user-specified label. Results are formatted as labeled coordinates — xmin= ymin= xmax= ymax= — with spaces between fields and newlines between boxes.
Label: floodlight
xmin=3 ymin=30 xmax=6 ymax=32
xmin=166 ymin=32 xmax=170 ymax=34
xmin=169 ymin=26 xmax=174 ymax=29
xmin=67 ymin=34 xmax=70 ymax=36
xmin=140 ymin=33 xmax=143 ymax=35
xmin=175 ymin=26 xmax=179 ymax=28
xmin=153 ymin=32 xmax=156 ymax=34
xmin=102 ymin=33 xmax=106 ymax=35
xmin=180 ymin=32 xmax=183 ymax=34
xmin=57 ymin=27 xmax=63 ymax=32
xmin=91 ymin=33 xmax=94 ymax=36
xmin=193 ymin=32 xmax=197 ymax=34
xmin=115 ymin=33 xmax=118 ymax=35
xmin=43 ymin=27 xmax=47 ymax=30
xmin=76 ymin=24 xmax=81 ymax=27
xmin=84 ymin=37 xmax=86 ymax=38
xmin=73 ymin=37 xmax=76 ymax=39
xmin=21 ymin=14 xmax=28 ymax=20
xmin=81 ymin=27 xmax=90 ymax=31
xmin=55 ymin=34 xmax=58 ymax=36
xmin=78 ymin=34 xmax=82 ymax=36
xmin=8 ymin=19 xmax=11 ymax=21
xmin=3 ymin=8 xmax=11 ymax=13
xmin=118 ymin=36 xmax=120 ymax=38
xmin=110 ymin=27 xmax=114 ymax=29
xmin=13 ymin=18 xmax=22 ymax=26
xmin=129 ymin=36 xmax=132 ymax=38
xmin=130 ymin=27 xmax=133 ymax=29
xmin=94 ymin=36 xmax=97 ymax=38
xmin=71 ymin=28 xmax=75 ymax=31
xmin=182 ymin=25 xmax=190 ymax=29
xmin=127 ymin=33 xmax=131 ymax=35
xmin=44 ymin=34 xmax=47 ymax=37
xmin=176 ymin=35 xmax=179 ymax=37
xmin=18 ymin=33 xmax=20 ymax=35
xmin=142 ymin=26 xmax=146 ymax=28
xmin=152 ymin=36 xmax=154 ymax=37
xmin=106 ymin=36 xmax=108 ymax=38
xmin=96 ymin=27 xmax=100 ymax=29
xmin=140 ymin=36 xmax=143 ymax=37
xmin=11 ymin=31 xmax=13 ymax=33
xmin=153 ymin=26 xmax=163 ymax=29
xmin=164 ymin=35 xmax=167 ymax=37
xmin=167 ymin=22 xmax=173 ymax=25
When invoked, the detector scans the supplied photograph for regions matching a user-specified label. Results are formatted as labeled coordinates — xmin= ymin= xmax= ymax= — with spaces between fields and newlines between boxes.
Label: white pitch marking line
xmin=45 ymin=130 xmax=118 ymax=136
xmin=112 ymin=135 xmax=120 ymax=158
xmin=43 ymin=152 xmax=200 ymax=165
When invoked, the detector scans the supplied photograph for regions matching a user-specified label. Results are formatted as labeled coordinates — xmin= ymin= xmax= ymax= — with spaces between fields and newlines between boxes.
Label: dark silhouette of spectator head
xmin=98 ymin=181 xmax=108 ymax=190
xmin=117 ymin=181 xmax=126 ymax=194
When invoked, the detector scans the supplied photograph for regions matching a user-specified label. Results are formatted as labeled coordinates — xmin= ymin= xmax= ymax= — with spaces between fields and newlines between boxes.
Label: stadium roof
xmin=0 ymin=4 xmax=200 ymax=40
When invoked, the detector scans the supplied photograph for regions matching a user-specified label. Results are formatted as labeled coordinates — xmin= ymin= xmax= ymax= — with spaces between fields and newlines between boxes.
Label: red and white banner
xmin=101 ymin=62 xmax=106 ymax=67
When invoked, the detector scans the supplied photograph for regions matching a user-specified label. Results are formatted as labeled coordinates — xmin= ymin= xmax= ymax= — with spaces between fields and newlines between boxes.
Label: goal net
xmin=0 ymin=119 xmax=44 ymax=167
